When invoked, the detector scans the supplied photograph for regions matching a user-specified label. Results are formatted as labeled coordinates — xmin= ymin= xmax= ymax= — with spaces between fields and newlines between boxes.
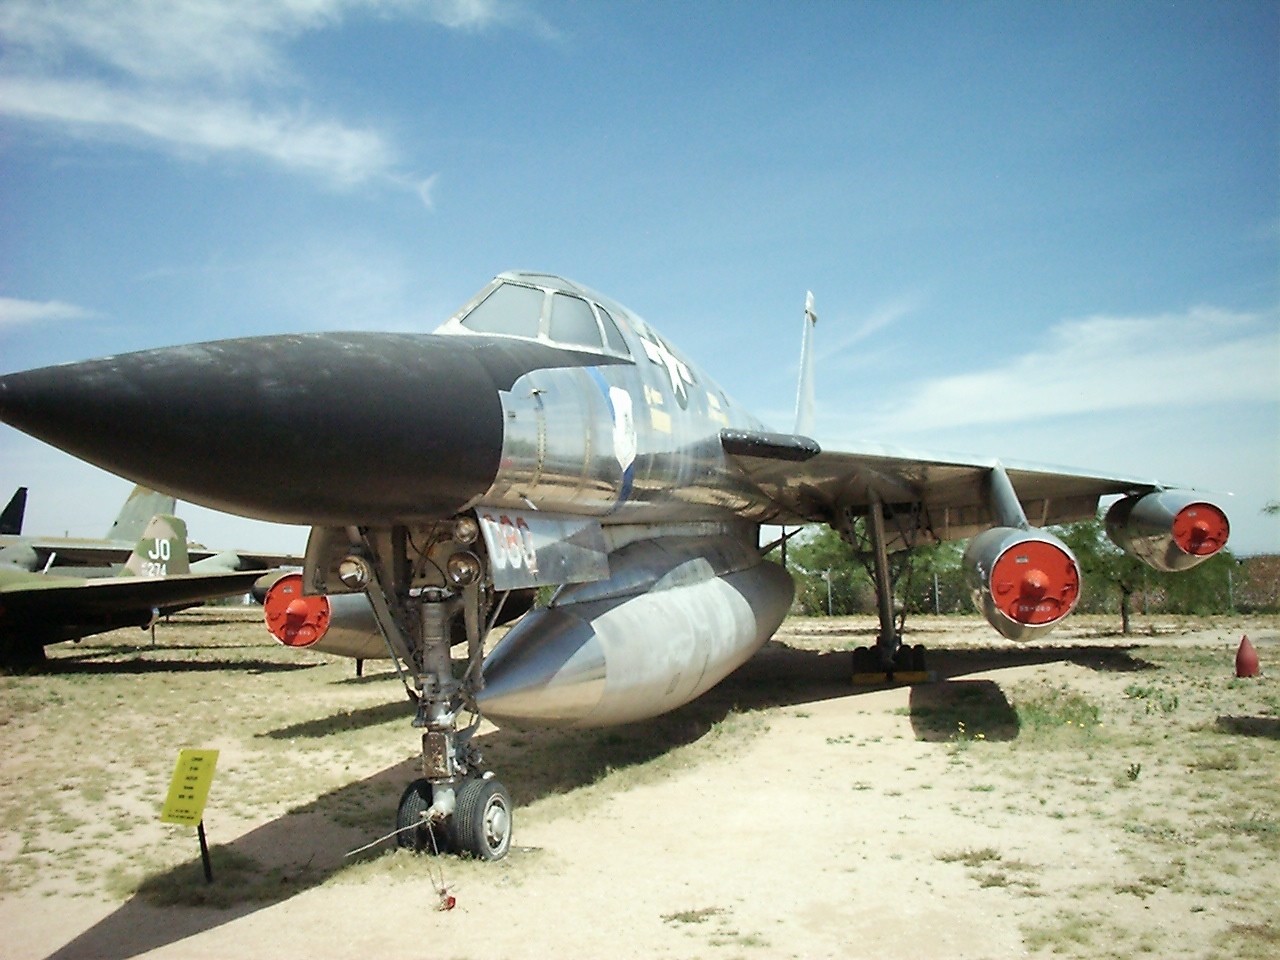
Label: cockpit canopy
xmin=438 ymin=273 xmax=633 ymax=358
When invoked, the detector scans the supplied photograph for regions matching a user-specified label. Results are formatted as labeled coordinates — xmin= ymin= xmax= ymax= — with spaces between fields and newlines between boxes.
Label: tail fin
xmin=105 ymin=485 xmax=178 ymax=542
xmin=793 ymin=291 xmax=818 ymax=436
xmin=122 ymin=515 xmax=191 ymax=578
xmin=0 ymin=487 xmax=27 ymax=535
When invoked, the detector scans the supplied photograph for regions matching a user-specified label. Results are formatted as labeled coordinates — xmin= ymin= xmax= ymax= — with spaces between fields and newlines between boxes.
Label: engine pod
xmin=263 ymin=572 xmax=388 ymax=660
xmin=964 ymin=527 xmax=1080 ymax=641
xmin=1106 ymin=491 xmax=1229 ymax=572
xmin=478 ymin=533 xmax=795 ymax=727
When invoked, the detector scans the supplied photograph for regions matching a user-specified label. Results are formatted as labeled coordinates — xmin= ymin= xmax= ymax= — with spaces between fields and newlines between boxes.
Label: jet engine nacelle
xmin=1105 ymin=491 xmax=1229 ymax=573
xmin=476 ymin=533 xmax=795 ymax=728
xmin=263 ymin=573 xmax=539 ymax=659
xmin=263 ymin=572 xmax=388 ymax=660
xmin=963 ymin=527 xmax=1081 ymax=641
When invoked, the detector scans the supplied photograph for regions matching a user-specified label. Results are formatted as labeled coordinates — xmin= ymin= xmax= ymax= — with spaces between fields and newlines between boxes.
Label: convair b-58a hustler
xmin=0 ymin=272 xmax=1229 ymax=859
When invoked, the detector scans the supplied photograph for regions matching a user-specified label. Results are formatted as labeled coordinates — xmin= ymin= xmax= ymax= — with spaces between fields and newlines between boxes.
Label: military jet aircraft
xmin=0 ymin=513 xmax=268 ymax=664
xmin=0 ymin=271 xmax=1229 ymax=859
xmin=0 ymin=488 xmax=26 ymax=536
xmin=0 ymin=483 xmax=175 ymax=573
xmin=0 ymin=484 xmax=298 ymax=575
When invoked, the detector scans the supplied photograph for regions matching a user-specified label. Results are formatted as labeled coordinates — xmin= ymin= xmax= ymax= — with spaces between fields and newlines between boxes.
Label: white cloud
xmin=818 ymin=295 xmax=923 ymax=366
xmin=854 ymin=306 xmax=1280 ymax=436
xmin=0 ymin=0 xmax=301 ymax=87
xmin=0 ymin=1 xmax=522 ymax=85
xmin=0 ymin=0 xmax=539 ymax=194
xmin=0 ymin=297 xmax=96 ymax=330
xmin=414 ymin=172 xmax=441 ymax=210
xmin=1 ymin=76 xmax=397 ymax=185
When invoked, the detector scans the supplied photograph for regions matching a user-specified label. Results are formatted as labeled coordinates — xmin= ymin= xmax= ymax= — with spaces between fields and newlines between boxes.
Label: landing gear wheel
xmin=452 ymin=777 xmax=513 ymax=861
xmin=396 ymin=779 xmax=452 ymax=855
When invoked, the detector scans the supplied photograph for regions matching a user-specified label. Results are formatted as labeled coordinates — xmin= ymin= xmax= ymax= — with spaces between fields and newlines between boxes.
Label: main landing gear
xmin=843 ymin=495 xmax=933 ymax=685
xmin=324 ymin=519 xmax=514 ymax=860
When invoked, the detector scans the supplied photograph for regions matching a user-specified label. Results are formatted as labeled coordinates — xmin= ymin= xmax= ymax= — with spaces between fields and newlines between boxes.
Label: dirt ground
xmin=1 ymin=611 xmax=1277 ymax=960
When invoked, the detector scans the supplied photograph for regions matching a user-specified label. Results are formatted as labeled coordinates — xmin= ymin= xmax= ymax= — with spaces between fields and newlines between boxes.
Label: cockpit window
xmin=450 ymin=279 xmax=635 ymax=359
xmin=459 ymin=283 xmax=545 ymax=338
xmin=595 ymin=305 xmax=630 ymax=355
xmin=549 ymin=293 xmax=603 ymax=349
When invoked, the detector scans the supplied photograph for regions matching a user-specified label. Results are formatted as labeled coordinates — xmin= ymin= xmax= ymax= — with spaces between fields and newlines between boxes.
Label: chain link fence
xmin=788 ymin=554 xmax=1280 ymax=617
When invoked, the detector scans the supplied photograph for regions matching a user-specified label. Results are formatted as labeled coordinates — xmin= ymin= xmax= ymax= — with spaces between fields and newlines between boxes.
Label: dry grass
xmin=0 ymin=609 xmax=1277 ymax=959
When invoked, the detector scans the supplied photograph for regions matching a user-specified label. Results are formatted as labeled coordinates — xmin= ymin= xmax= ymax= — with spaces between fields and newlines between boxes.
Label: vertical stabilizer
xmin=123 ymin=515 xmax=191 ymax=578
xmin=0 ymin=487 xmax=27 ymax=535
xmin=793 ymin=291 xmax=818 ymax=436
xmin=106 ymin=485 xmax=178 ymax=542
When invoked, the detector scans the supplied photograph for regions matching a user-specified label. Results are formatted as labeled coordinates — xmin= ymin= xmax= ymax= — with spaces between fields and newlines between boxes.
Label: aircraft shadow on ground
xmin=260 ymin=700 xmax=414 ymax=740
xmin=904 ymin=643 xmax=1157 ymax=743
xmin=42 ymin=637 xmax=1159 ymax=960
xmin=40 ymin=654 xmax=319 ymax=676
xmin=43 ymin=760 xmax=419 ymax=960
xmin=1214 ymin=715 xmax=1280 ymax=740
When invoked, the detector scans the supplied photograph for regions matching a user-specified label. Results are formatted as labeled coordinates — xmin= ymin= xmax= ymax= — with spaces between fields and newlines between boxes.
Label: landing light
xmin=454 ymin=515 xmax=480 ymax=545
xmin=446 ymin=551 xmax=483 ymax=587
xmin=338 ymin=555 xmax=373 ymax=590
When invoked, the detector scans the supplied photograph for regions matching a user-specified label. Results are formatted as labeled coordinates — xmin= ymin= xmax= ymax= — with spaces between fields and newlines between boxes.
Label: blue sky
xmin=1 ymin=0 xmax=1277 ymax=556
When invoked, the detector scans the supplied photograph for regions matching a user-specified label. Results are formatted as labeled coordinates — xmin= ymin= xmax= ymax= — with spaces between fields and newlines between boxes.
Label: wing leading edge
xmin=721 ymin=428 xmax=1174 ymax=549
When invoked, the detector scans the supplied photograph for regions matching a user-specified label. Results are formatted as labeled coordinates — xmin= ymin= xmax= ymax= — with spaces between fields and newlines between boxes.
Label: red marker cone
xmin=1235 ymin=635 xmax=1260 ymax=678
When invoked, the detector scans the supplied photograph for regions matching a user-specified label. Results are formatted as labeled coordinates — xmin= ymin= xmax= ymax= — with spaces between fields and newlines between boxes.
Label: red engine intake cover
xmin=263 ymin=572 xmax=331 ymax=647
xmin=989 ymin=539 xmax=1080 ymax=625
xmin=1172 ymin=502 xmax=1230 ymax=557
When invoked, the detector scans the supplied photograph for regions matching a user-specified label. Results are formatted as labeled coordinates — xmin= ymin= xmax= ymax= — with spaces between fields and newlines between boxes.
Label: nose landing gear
xmin=395 ymin=773 xmax=513 ymax=860
xmin=323 ymin=521 xmax=514 ymax=861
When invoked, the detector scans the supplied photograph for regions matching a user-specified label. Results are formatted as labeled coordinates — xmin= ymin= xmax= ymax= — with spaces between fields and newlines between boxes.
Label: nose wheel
xmin=395 ymin=775 xmax=512 ymax=860
xmin=453 ymin=776 xmax=513 ymax=861
xmin=396 ymin=779 xmax=453 ymax=855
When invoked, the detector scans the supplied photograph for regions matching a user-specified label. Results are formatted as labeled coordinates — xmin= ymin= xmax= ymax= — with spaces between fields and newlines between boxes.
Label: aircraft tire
xmin=396 ymin=778 xmax=451 ymax=855
xmin=452 ymin=776 xmax=513 ymax=861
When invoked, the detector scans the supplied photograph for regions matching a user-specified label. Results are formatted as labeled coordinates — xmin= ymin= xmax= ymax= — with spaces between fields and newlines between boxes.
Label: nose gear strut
xmin=338 ymin=522 xmax=513 ymax=861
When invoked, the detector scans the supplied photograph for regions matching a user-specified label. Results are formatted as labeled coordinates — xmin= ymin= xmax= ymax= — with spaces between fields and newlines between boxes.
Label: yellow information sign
xmin=160 ymin=749 xmax=219 ymax=825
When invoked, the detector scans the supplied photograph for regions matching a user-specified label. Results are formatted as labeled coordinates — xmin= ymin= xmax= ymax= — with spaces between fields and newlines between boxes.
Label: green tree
xmin=1053 ymin=516 xmax=1237 ymax=630
xmin=785 ymin=526 xmax=873 ymax=616
xmin=784 ymin=525 xmax=970 ymax=617
xmin=1053 ymin=517 xmax=1147 ymax=633
xmin=897 ymin=539 xmax=968 ymax=614
xmin=1153 ymin=551 xmax=1237 ymax=614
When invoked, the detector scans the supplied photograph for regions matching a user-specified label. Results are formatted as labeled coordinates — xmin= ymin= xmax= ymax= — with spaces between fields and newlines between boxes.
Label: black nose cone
xmin=0 ymin=333 xmax=506 ymax=525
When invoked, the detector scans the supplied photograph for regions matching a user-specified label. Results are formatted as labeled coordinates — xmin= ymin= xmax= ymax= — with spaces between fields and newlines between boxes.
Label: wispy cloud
xmin=0 ymin=0 xmax=539 ymax=197
xmin=2 ymin=77 xmax=399 ymax=184
xmin=817 ymin=295 xmax=923 ymax=366
xmin=852 ymin=306 xmax=1279 ymax=437
xmin=0 ymin=297 xmax=97 ymax=330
